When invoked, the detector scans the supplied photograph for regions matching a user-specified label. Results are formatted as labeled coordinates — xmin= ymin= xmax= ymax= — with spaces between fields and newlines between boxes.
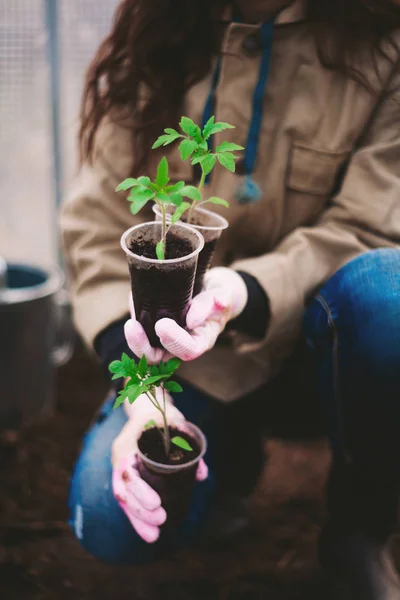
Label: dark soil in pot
xmin=128 ymin=231 xmax=196 ymax=348
xmin=137 ymin=426 xmax=201 ymax=528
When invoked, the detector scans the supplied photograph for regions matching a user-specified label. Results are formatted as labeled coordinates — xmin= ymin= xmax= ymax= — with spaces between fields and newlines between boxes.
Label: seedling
xmin=116 ymin=157 xmax=190 ymax=260
xmin=116 ymin=116 xmax=244 ymax=258
xmin=109 ymin=354 xmax=192 ymax=457
xmin=152 ymin=116 xmax=244 ymax=223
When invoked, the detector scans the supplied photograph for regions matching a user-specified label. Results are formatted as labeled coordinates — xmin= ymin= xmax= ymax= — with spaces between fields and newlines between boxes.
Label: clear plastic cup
xmin=153 ymin=204 xmax=228 ymax=295
xmin=121 ymin=221 xmax=204 ymax=348
xmin=137 ymin=422 xmax=207 ymax=527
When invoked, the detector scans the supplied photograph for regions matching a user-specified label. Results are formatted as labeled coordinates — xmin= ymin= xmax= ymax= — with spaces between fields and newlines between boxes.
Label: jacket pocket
xmin=288 ymin=145 xmax=350 ymax=196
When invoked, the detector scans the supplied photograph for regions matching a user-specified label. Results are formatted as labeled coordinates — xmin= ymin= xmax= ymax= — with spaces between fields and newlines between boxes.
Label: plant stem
xmin=188 ymin=167 xmax=206 ymax=223
xmin=145 ymin=388 xmax=170 ymax=458
xmin=161 ymin=389 xmax=171 ymax=457
xmin=145 ymin=391 xmax=162 ymax=412
xmin=161 ymin=206 xmax=167 ymax=256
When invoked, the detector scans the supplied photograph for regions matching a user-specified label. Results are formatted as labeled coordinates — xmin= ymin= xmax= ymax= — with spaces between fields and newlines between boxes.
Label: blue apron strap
xmin=202 ymin=58 xmax=222 ymax=137
xmin=201 ymin=21 xmax=274 ymax=202
xmin=235 ymin=21 xmax=274 ymax=204
xmin=243 ymin=23 xmax=274 ymax=179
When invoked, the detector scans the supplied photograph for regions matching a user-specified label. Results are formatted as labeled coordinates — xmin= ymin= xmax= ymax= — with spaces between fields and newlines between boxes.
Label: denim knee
xmin=68 ymin=396 xmax=160 ymax=566
xmin=69 ymin=458 xmax=161 ymax=565
xmin=304 ymin=248 xmax=400 ymax=372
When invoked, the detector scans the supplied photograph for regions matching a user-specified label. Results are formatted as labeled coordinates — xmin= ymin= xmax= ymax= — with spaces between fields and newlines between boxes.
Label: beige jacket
xmin=61 ymin=0 xmax=400 ymax=402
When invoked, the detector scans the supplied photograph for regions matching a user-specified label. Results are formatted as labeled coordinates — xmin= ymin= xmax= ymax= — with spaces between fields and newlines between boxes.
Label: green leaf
xmin=179 ymin=117 xmax=199 ymax=137
xmin=155 ymin=157 xmax=170 ymax=188
xmin=145 ymin=375 xmax=166 ymax=385
xmin=179 ymin=118 xmax=202 ymax=142
xmin=144 ymin=419 xmax=158 ymax=430
xmin=111 ymin=373 xmax=122 ymax=381
xmin=113 ymin=393 xmax=126 ymax=409
xmin=204 ymin=122 xmax=235 ymax=139
xmin=128 ymin=187 xmax=155 ymax=203
xmin=121 ymin=353 xmax=130 ymax=364
xmin=126 ymin=384 xmax=145 ymax=404
xmin=166 ymin=357 xmax=182 ymax=373
xmin=170 ymin=192 xmax=182 ymax=207
xmin=158 ymin=361 xmax=166 ymax=375
xmin=171 ymin=436 xmax=193 ymax=452
xmin=110 ymin=359 xmax=136 ymax=379
xmin=152 ymin=135 xmax=169 ymax=149
xmin=191 ymin=152 xmax=210 ymax=165
xmin=180 ymin=185 xmax=201 ymax=202
xmin=164 ymin=381 xmax=183 ymax=393
xmin=113 ymin=353 xmax=137 ymax=378
xmin=109 ymin=360 xmax=122 ymax=374
xmin=164 ymin=128 xmax=180 ymax=136
xmin=126 ymin=374 xmax=140 ymax=386
xmin=216 ymin=141 xmax=244 ymax=153
xmin=122 ymin=353 xmax=134 ymax=370
xmin=166 ymin=181 xmax=185 ymax=193
xmin=171 ymin=202 xmax=190 ymax=224
xmin=156 ymin=241 xmax=165 ymax=260
xmin=116 ymin=178 xmax=138 ymax=192
xmin=217 ymin=152 xmax=236 ymax=173
xmin=138 ymin=355 xmax=148 ymax=378
xmin=152 ymin=134 xmax=179 ymax=149
xmin=137 ymin=176 xmax=151 ymax=187
xmin=202 ymin=115 xmax=215 ymax=140
xmin=129 ymin=195 xmax=154 ymax=216
xmin=156 ymin=192 xmax=170 ymax=203
xmin=200 ymin=154 xmax=217 ymax=176
xmin=179 ymin=139 xmax=197 ymax=161
xmin=206 ymin=196 xmax=229 ymax=208
xmin=150 ymin=365 xmax=159 ymax=377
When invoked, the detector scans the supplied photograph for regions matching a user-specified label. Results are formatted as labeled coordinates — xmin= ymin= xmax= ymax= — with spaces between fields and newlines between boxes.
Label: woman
xmin=61 ymin=0 xmax=400 ymax=596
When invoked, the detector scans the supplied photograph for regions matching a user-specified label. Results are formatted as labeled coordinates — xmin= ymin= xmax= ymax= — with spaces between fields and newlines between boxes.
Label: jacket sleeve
xmin=232 ymin=62 xmax=400 ymax=363
xmin=60 ymin=117 xmax=143 ymax=348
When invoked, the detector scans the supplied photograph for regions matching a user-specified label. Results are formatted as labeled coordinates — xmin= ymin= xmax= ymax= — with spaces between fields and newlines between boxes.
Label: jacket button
xmin=242 ymin=32 xmax=262 ymax=56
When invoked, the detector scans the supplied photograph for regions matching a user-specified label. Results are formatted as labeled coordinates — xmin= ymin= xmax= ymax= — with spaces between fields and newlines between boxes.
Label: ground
xmin=1 ymin=341 xmax=394 ymax=600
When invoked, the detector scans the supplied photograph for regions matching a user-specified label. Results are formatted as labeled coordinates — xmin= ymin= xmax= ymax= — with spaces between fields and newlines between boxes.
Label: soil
xmin=138 ymin=427 xmax=200 ymax=466
xmin=129 ymin=232 xmax=196 ymax=347
xmin=138 ymin=427 xmax=201 ymax=527
xmin=1 ymin=339 xmax=399 ymax=599
xmin=130 ymin=235 xmax=193 ymax=261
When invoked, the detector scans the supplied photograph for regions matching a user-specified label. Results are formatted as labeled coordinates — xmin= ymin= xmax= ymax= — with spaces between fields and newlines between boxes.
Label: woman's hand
xmin=111 ymin=391 xmax=208 ymax=543
xmin=125 ymin=267 xmax=248 ymax=362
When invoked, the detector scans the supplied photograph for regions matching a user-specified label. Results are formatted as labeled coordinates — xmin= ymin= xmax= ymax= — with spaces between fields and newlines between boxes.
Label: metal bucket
xmin=0 ymin=261 xmax=74 ymax=427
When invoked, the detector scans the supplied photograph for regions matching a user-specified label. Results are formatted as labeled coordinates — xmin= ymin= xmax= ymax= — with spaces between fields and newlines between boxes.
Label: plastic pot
xmin=137 ymin=422 xmax=207 ymax=528
xmin=153 ymin=205 xmax=228 ymax=295
xmin=121 ymin=221 xmax=204 ymax=347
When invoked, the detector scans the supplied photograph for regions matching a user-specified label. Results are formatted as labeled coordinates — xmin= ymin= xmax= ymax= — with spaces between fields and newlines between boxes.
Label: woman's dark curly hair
xmin=80 ymin=0 xmax=400 ymax=174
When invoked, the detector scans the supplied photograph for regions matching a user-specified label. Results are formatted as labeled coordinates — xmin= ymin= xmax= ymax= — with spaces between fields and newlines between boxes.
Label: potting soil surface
xmin=1 ymin=341 xmax=399 ymax=599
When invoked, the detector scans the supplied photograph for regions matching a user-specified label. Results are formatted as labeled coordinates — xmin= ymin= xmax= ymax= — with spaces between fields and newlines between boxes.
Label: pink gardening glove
xmin=125 ymin=267 xmax=248 ymax=363
xmin=111 ymin=391 xmax=208 ymax=543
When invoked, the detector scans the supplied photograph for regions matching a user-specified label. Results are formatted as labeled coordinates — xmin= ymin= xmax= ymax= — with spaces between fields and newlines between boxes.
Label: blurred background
xmin=0 ymin=0 xmax=118 ymax=265
xmin=0 ymin=2 xmax=332 ymax=599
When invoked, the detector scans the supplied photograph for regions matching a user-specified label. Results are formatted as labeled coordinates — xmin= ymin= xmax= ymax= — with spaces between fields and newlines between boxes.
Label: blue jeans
xmin=69 ymin=249 xmax=400 ymax=564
